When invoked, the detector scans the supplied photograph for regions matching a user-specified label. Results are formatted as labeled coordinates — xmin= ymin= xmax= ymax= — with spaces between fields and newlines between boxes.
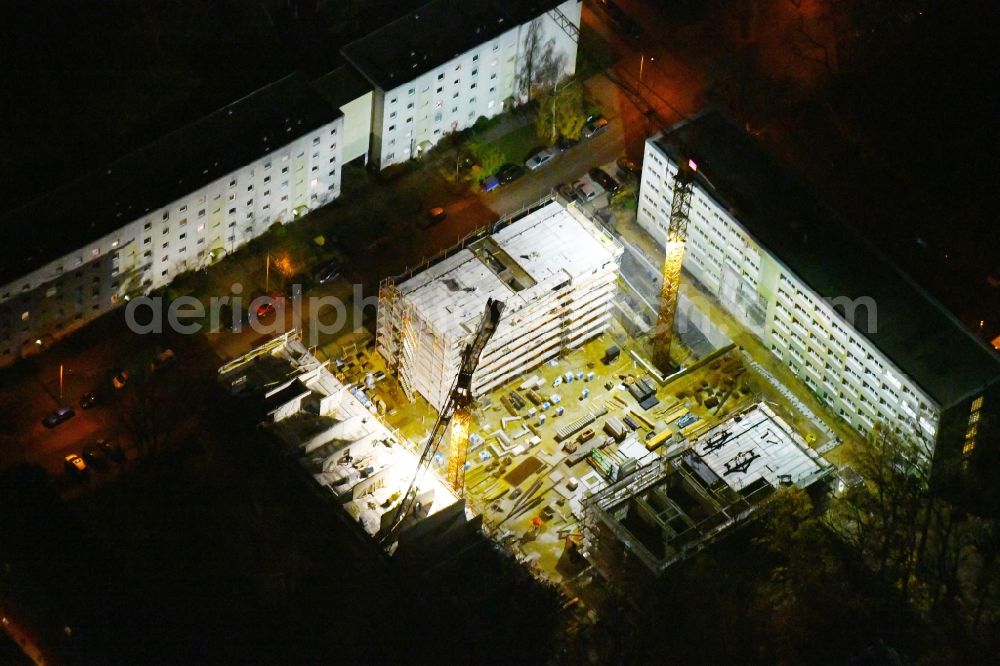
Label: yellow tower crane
xmin=380 ymin=298 xmax=505 ymax=543
xmin=652 ymin=156 xmax=698 ymax=372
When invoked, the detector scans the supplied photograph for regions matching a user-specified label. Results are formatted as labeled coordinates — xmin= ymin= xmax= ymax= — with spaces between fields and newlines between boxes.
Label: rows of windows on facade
xmin=381 ymin=43 xmax=512 ymax=164
xmin=637 ymin=146 xmax=947 ymax=451
xmin=0 ymin=126 xmax=340 ymax=359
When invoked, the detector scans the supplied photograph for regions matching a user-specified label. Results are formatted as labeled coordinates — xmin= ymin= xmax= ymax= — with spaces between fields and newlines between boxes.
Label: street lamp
xmin=639 ymin=54 xmax=655 ymax=84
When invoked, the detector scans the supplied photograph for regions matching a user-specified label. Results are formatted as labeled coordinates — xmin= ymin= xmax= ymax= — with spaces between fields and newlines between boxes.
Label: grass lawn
xmin=491 ymin=122 xmax=543 ymax=165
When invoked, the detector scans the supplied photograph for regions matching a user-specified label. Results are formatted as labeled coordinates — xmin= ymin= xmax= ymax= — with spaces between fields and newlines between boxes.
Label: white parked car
xmin=573 ymin=179 xmax=598 ymax=202
xmin=525 ymin=148 xmax=557 ymax=171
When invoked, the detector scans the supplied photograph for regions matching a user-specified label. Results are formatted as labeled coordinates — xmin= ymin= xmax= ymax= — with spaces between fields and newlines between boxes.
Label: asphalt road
xmin=481 ymin=113 xmax=625 ymax=215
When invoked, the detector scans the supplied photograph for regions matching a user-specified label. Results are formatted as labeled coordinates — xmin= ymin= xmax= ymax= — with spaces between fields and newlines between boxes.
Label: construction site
xmin=216 ymin=190 xmax=843 ymax=609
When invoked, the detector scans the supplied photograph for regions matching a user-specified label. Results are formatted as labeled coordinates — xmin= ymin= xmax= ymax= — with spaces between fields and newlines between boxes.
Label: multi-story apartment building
xmin=636 ymin=111 xmax=1000 ymax=468
xmin=0 ymin=74 xmax=343 ymax=366
xmin=377 ymin=200 xmax=622 ymax=411
xmin=342 ymin=0 xmax=582 ymax=170
xmin=312 ymin=65 xmax=375 ymax=166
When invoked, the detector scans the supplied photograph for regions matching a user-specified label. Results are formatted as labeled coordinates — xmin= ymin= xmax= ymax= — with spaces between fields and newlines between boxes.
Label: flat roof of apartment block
xmin=395 ymin=200 xmax=621 ymax=342
xmin=654 ymin=111 xmax=1000 ymax=409
xmin=341 ymin=0 xmax=568 ymax=90
xmin=1 ymin=73 xmax=341 ymax=286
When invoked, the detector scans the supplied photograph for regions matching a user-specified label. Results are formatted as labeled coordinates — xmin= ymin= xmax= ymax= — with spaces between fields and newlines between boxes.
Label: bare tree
xmin=516 ymin=19 xmax=566 ymax=103
xmin=114 ymin=357 xmax=205 ymax=460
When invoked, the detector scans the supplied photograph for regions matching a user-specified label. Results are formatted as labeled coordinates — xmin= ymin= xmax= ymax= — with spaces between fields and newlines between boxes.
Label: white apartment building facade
xmin=0 ymin=74 xmax=343 ymax=366
xmin=377 ymin=200 xmax=622 ymax=411
xmin=636 ymin=112 xmax=1000 ymax=464
xmin=343 ymin=0 xmax=582 ymax=170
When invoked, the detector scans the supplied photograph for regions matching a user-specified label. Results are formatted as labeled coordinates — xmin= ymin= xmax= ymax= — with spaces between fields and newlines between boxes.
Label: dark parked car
xmin=43 ymin=406 xmax=75 ymax=428
xmin=497 ymin=163 xmax=525 ymax=184
xmin=582 ymin=117 xmax=609 ymax=139
xmin=556 ymin=183 xmax=580 ymax=203
xmin=98 ymin=438 xmax=126 ymax=464
xmin=83 ymin=445 xmax=108 ymax=469
xmin=313 ymin=260 xmax=341 ymax=284
xmin=418 ymin=207 xmax=447 ymax=230
xmin=589 ymin=167 xmax=620 ymax=194
xmin=616 ymin=156 xmax=640 ymax=178
xmin=80 ymin=391 xmax=99 ymax=409
xmin=556 ymin=135 xmax=579 ymax=151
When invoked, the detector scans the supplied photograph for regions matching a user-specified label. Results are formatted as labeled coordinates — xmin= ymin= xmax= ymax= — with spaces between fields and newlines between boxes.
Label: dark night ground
xmin=1 ymin=0 xmax=998 ymax=663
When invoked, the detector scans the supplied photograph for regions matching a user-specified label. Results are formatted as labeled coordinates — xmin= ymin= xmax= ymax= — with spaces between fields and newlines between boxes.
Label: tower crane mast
xmin=652 ymin=156 xmax=697 ymax=371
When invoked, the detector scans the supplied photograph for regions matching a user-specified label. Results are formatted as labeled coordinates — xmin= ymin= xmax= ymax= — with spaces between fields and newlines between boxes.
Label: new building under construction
xmin=377 ymin=200 xmax=623 ymax=412
xmin=582 ymin=403 xmax=830 ymax=587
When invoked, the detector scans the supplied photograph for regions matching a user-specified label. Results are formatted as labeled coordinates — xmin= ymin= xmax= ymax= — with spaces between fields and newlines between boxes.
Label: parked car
xmin=616 ymin=156 xmax=640 ymax=178
xmin=366 ymin=236 xmax=391 ymax=254
xmin=582 ymin=117 xmax=609 ymax=139
xmin=480 ymin=175 xmax=500 ymax=192
xmin=255 ymin=292 xmax=285 ymax=319
xmin=573 ymin=179 xmax=599 ymax=203
xmin=313 ymin=259 xmax=341 ymax=284
xmin=589 ymin=167 xmax=620 ymax=194
xmin=256 ymin=301 xmax=276 ymax=319
xmin=80 ymin=391 xmax=99 ymax=409
xmin=64 ymin=454 xmax=87 ymax=476
xmin=555 ymin=135 xmax=579 ymax=151
xmin=524 ymin=148 xmax=557 ymax=171
xmin=43 ymin=405 xmax=75 ymax=428
xmin=150 ymin=348 xmax=175 ymax=372
xmin=112 ymin=369 xmax=128 ymax=390
xmin=98 ymin=438 xmax=126 ymax=464
xmin=496 ymin=163 xmax=525 ymax=184
xmin=555 ymin=183 xmax=580 ymax=203
xmin=418 ymin=207 xmax=447 ymax=229
xmin=83 ymin=445 xmax=106 ymax=468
